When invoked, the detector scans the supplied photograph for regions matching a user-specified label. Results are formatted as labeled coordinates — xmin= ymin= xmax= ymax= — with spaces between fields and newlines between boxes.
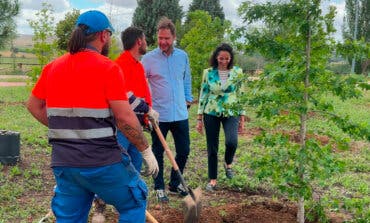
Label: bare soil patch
xmin=146 ymin=192 xmax=298 ymax=223
xmin=0 ymin=82 xmax=26 ymax=86
xmin=0 ymin=50 xmax=36 ymax=58
xmin=0 ymin=75 xmax=28 ymax=86
xmin=0 ymin=75 xmax=29 ymax=79
xmin=96 ymin=190 xmax=346 ymax=223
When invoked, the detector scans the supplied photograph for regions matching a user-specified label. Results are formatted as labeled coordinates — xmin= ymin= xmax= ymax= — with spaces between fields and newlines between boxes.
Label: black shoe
xmin=168 ymin=184 xmax=189 ymax=197
xmin=224 ymin=164 xmax=234 ymax=179
xmin=205 ymin=183 xmax=217 ymax=192
xmin=156 ymin=189 xmax=169 ymax=203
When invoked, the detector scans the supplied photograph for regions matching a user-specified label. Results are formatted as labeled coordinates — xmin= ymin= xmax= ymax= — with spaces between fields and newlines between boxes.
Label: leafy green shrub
xmin=28 ymin=66 xmax=42 ymax=83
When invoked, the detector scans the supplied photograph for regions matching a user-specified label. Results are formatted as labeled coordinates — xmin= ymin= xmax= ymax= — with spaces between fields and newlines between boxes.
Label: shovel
xmin=150 ymin=119 xmax=202 ymax=223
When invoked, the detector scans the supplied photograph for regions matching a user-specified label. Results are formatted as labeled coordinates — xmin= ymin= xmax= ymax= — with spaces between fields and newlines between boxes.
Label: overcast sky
xmin=16 ymin=0 xmax=346 ymax=41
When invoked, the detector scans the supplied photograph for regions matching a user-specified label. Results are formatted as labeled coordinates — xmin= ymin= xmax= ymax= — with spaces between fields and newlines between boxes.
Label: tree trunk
xmin=361 ymin=59 xmax=370 ymax=76
xmin=296 ymin=6 xmax=312 ymax=223
xmin=297 ymin=197 xmax=305 ymax=223
xmin=298 ymin=111 xmax=307 ymax=223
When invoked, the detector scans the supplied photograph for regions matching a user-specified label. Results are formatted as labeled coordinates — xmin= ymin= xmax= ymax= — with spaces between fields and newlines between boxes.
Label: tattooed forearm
xmin=119 ymin=123 xmax=149 ymax=151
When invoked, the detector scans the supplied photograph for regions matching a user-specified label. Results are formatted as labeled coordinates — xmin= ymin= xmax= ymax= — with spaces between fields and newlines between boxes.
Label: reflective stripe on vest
xmin=48 ymin=127 xmax=114 ymax=139
xmin=47 ymin=107 xmax=115 ymax=140
xmin=47 ymin=108 xmax=112 ymax=118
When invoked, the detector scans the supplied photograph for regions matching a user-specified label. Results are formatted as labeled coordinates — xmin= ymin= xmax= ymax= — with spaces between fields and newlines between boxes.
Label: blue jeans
xmin=117 ymin=131 xmax=142 ymax=172
xmin=203 ymin=114 xmax=239 ymax=180
xmin=51 ymin=152 xmax=147 ymax=223
xmin=151 ymin=119 xmax=190 ymax=190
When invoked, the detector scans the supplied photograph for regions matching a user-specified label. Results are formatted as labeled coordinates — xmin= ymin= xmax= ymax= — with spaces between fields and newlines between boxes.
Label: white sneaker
xmin=156 ymin=189 xmax=169 ymax=203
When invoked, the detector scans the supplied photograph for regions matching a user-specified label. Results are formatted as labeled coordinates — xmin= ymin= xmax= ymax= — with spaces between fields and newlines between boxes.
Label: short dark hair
xmin=121 ymin=26 xmax=144 ymax=50
xmin=68 ymin=24 xmax=99 ymax=54
xmin=209 ymin=43 xmax=234 ymax=69
xmin=157 ymin=17 xmax=176 ymax=36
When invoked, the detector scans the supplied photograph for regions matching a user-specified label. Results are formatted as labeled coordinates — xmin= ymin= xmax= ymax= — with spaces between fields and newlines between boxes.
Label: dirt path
xmin=0 ymin=75 xmax=28 ymax=79
xmin=0 ymin=82 xmax=26 ymax=86
xmin=0 ymin=75 xmax=27 ymax=86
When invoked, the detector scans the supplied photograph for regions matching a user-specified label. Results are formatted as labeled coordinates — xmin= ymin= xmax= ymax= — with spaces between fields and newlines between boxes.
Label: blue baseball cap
xmin=76 ymin=10 xmax=115 ymax=35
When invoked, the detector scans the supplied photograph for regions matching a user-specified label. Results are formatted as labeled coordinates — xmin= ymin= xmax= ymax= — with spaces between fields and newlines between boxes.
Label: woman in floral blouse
xmin=196 ymin=43 xmax=245 ymax=192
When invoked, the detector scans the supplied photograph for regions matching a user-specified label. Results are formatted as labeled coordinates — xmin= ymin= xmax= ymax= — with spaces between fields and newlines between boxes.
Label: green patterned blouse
xmin=197 ymin=66 xmax=246 ymax=117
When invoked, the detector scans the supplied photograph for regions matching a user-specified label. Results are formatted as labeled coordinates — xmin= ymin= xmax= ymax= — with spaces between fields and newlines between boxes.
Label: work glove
xmin=140 ymin=146 xmax=159 ymax=178
xmin=127 ymin=91 xmax=150 ymax=126
xmin=147 ymin=108 xmax=159 ymax=126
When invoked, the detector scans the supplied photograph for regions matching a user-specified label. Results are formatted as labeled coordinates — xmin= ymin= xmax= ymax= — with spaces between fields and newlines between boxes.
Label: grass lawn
xmin=0 ymin=85 xmax=369 ymax=222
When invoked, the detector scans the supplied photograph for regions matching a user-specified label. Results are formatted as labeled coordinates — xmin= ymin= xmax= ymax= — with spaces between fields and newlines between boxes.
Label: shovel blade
xmin=182 ymin=187 xmax=202 ymax=223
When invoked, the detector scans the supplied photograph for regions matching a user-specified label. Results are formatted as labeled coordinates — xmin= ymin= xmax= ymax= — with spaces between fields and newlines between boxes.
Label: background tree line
xmin=342 ymin=0 xmax=370 ymax=75
xmin=2 ymin=0 xmax=368 ymax=89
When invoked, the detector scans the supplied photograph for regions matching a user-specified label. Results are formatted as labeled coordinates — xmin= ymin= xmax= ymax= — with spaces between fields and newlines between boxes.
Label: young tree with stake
xmin=235 ymin=0 xmax=370 ymax=222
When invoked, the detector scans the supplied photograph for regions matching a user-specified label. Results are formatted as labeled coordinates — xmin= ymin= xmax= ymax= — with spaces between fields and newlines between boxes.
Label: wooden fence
xmin=0 ymin=57 xmax=39 ymax=75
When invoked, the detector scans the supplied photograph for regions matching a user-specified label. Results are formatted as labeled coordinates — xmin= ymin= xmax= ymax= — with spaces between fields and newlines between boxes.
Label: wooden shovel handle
xmin=150 ymin=120 xmax=190 ymax=192
xmin=146 ymin=210 xmax=158 ymax=223
xmin=151 ymin=121 xmax=180 ymax=171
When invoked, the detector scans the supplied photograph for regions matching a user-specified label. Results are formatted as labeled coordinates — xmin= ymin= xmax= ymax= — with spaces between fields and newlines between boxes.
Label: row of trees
xmin=131 ymin=0 xmax=369 ymax=77
xmin=343 ymin=0 xmax=370 ymax=75
xmin=132 ymin=0 xmax=228 ymax=91
xmin=1 ymin=0 xmax=369 ymax=74
xmin=19 ymin=0 xmax=229 ymax=89
xmin=133 ymin=0 xmax=225 ymax=46
xmin=2 ymin=0 xmax=368 ymax=80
